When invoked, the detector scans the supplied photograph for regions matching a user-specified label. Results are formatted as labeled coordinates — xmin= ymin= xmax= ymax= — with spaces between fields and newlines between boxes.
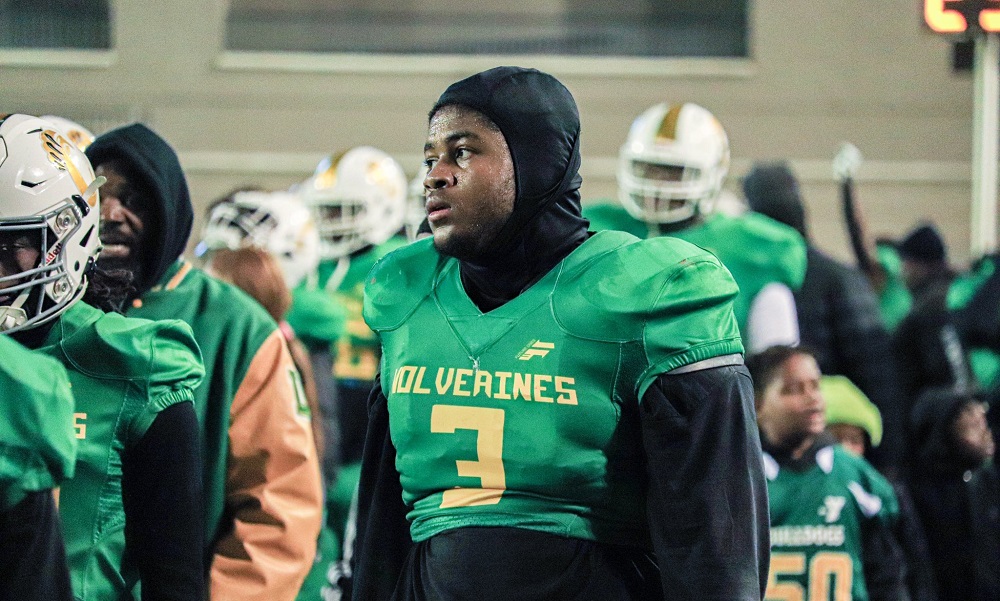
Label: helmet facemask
xmin=198 ymin=190 xmax=320 ymax=290
xmin=301 ymin=147 xmax=407 ymax=261
xmin=0 ymin=199 xmax=94 ymax=332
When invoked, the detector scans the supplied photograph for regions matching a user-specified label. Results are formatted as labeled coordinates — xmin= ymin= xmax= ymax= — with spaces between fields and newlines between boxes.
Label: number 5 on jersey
xmin=431 ymin=405 xmax=506 ymax=508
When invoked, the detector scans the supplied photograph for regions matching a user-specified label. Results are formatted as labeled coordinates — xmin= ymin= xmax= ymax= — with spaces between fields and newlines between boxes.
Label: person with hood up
xmin=85 ymin=124 xmax=323 ymax=601
xmin=351 ymin=67 xmax=768 ymax=600
xmin=908 ymin=387 xmax=1000 ymax=601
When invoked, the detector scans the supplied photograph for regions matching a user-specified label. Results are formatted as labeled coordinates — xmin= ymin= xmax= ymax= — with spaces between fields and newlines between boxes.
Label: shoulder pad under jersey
xmin=364 ymin=238 xmax=447 ymax=332
xmin=553 ymin=232 xmax=740 ymax=343
xmin=59 ymin=304 xmax=204 ymax=391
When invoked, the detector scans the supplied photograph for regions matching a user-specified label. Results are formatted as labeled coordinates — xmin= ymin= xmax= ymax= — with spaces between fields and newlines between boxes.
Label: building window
xmin=0 ymin=0 xmax=111 ymax=49
xmin=225 ymin=0 xmax=747 ymax=58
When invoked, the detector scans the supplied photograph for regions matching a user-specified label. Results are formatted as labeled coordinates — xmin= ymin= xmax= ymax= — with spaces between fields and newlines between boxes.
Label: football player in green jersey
xmin=0 ymin=114 xmax=206 ymax=600
xmin=352 ymin=67 xmax=768 ymax=600
xmin=612 ymin=102 xmax=807 ymax=353
xmin=747 ymin=346 xmax=908 ymax=601
xmin=297 ymin=146 xmax=411 ymax=599
xmin=87 ymin=124 xmax=323 ymax=601
xmin=0 ymin=335 xmax=77 ymax=601
xmin=299 ymin=146 xmax=410 ymax=469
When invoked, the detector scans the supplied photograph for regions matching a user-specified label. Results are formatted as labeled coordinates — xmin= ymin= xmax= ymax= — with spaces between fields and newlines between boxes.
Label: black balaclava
xmin=743 ymin=162 xmax=807 ymax=238
xmin=430 ymin=66 xmax=590 ymax=312
xmin=87 ymin=124 xmax=193 ymax=299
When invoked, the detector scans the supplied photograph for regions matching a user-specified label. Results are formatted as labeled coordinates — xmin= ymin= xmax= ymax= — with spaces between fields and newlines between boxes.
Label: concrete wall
xmin=0 ymin=0 xmax=983 ymax=264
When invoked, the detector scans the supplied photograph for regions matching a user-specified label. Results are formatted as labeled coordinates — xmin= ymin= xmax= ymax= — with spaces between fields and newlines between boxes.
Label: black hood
xmin=431 ymin=66 xmax=590 ymax=311
xmin=742 ymin=162 xmax=807 ymax=238
xmin=86 ymin=123 xmax=192 ymax=297
xmin=910 ymin=386 xmax=981 ymax=473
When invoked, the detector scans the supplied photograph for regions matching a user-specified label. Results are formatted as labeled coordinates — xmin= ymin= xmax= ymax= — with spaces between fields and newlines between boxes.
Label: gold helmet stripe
xmin=41 ymin=130 xmax=89 ymax=198
xmin=655 ymin=104 xmax=684 ymax=142
xmin=315 ymin=152 xmax=347 ymax=190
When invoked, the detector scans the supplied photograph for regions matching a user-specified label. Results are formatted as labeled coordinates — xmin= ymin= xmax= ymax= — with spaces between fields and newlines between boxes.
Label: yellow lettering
xmin=435 ymin=367 xmax=455 ymax=394
xmin=494 ymin=371 xmax=512 ymax=400
xmin=453 ymin=369 xmax=473 ymax=397
xmin=513 ymin=373 xmax=532 ymax=401
xmin=431 ymin=405 xmax=506 ymax=508
xmin=555 ymin=377 xmax=578 ymax=405
xmin=534 ymin=374 xmax=553 ymax=403
xmin=73 ymin=412 xmax=87 ymax=439
xmin=413 ymin=366 xmax=431 ymax=394
xmin=391 ymin=366 xmax=404 ymax=394
xmin=397 ymin=366 xmax=418 ymax=394
xmin=473 ymin=370 xmax=493 ymax=397
xmin=924 ymin=0 xmax=967 ymax=33
xmin=766 ymin=552 xmax=806 ymax=601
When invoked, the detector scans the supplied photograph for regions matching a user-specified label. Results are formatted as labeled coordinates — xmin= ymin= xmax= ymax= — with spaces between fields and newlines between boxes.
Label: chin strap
xmin=0 ymin=289 xmax=29 ymax=331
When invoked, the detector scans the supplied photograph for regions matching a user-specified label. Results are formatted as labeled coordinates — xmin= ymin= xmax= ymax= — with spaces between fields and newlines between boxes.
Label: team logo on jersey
xmin=818 ymin=495 xmax=847 ymax=523
xmin=517 ymin=340 xmax=554 ymax=361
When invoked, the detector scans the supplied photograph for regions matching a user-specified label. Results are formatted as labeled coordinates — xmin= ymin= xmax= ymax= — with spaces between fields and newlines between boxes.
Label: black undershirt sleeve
xmin=122 ymin=401 xmax=204 ymax=601
xmin=0 ymin=490 xmax=73 ymax=601
xmin=640 ymin=364 xmax=770 ymax=601
xmin=349 ymin=373 xmax=413 ymax=601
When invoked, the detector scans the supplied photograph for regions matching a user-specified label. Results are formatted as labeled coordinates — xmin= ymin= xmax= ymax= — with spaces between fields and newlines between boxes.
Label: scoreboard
xmin=925 ymin=0 xmax=1000 ymax=33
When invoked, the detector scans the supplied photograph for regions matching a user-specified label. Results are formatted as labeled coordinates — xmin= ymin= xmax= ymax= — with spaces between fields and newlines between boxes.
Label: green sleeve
xmin=638 ymin=254 xmax=744 ymax=398
xmin=0 ymin=337 xmax=77 ymax=509
xmin=129 ymin=319 xmax=205 ymax=443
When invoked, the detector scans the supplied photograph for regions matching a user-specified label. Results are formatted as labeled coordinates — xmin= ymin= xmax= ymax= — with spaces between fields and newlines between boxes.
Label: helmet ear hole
xmin=80 ymin=226 xmax=94 ymax=248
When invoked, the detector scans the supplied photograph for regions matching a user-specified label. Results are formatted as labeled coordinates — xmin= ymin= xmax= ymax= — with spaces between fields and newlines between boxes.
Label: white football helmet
xmin=405 ymin=163 xmax=429 ymax=241
xmin=40 ymin=115 xmax=96 ymax=151
xmin=0 ymin=114 xmax=104 ymax=333
xmin=300 ymin=146 xmax=407 ymax=260
xmin=617 ymin=102 xmax=730 ymax=225
xmin=197 ymin=189 xmax=320 ymax=289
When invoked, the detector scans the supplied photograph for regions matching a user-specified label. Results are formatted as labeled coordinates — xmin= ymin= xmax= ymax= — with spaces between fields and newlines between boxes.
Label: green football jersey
xmin=365 ymin=231 xmax=743 ymax=544
xmin=582 ymin=202 xmax=649 ymax=239
xmin=318 ymin=237 xmax=408 ymax=383
xmin=764 ymin=445 xmax=899 ymax=601
xmin=0 ymin=335 xmax=76 ymax=510
xmin=668 ymin=212 xmax=808 ymax=336
xmin=37 ymin=301 xmax=204 ymax=601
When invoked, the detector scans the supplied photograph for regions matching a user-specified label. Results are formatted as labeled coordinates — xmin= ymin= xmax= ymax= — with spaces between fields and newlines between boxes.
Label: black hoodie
xmin=908 ymin=388 xmax=1000 ymax=601
xmin=86 ymin=123 xmax=193 ymax=299
xmin=430 ymin=66 xmax=590 ymax=311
